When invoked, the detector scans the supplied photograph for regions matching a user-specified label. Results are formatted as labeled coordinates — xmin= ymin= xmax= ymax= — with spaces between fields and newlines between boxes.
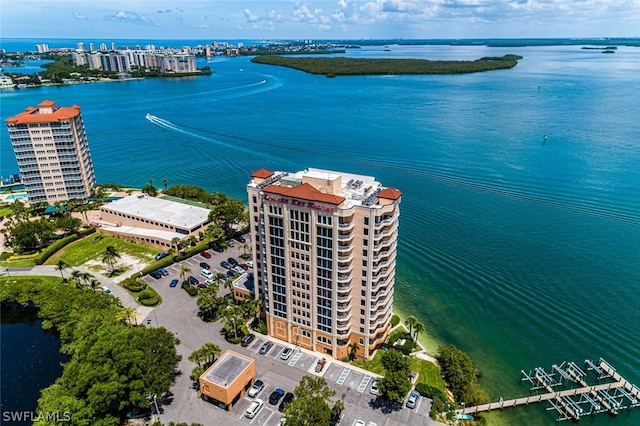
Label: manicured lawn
xmin=45 ymin=234 xmax=158 ymax=267
xmin=0 ymin=276 xmax=62 ymax=286
xmin=0 ymin=207 xmax=11 ymax=217
xmin=353 ymin=349 xmax=446 ymax=390
xmin=0 ymin=258 xmax=37 ymax=267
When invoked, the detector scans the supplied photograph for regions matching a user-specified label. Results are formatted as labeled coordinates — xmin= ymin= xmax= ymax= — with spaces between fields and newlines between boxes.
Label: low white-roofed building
xmin=98 ymin=195 xmax=211 ymax=248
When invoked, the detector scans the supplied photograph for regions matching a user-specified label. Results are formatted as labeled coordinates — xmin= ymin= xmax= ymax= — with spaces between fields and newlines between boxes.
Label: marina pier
xmin=459 ymin=358 xmax=640 ymax=421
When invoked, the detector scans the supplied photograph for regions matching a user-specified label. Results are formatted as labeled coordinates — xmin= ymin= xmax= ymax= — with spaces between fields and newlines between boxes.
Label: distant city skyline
xmin=1 ymin=0 xmax=638 ymax=41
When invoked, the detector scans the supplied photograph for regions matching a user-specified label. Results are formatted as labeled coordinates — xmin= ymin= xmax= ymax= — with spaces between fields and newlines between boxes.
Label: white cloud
xmin=103 ymin=10 xmax=158 ymax=26
xmin=72 ymin=11 xmax=88 ymax=20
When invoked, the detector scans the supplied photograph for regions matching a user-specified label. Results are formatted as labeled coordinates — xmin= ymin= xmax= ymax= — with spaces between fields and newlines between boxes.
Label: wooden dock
xmin=459 ymin=358 xmax=640 ymax=421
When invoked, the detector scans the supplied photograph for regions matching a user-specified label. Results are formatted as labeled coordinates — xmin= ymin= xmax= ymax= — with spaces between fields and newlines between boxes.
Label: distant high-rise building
xmin=89 ymin=43 xmax=95 ymax=52
xmin=247 ymin=168 xmax=401 ymax=359
xmin=111 ymin=42 xmax=117 ymax=51
xmin=35 ymin=44 xmax=49 ymax=53
xmin=5 ymin=100 xmax=96 ymax=204
xmin=100 ymin=43 xmax=107 ymax=51
xmin=77 ymin=42 xmax=85 ymax=51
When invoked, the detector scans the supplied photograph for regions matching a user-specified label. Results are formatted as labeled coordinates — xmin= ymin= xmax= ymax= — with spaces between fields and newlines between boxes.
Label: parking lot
xmin=137 ymin=235 xmax=443 ymax=426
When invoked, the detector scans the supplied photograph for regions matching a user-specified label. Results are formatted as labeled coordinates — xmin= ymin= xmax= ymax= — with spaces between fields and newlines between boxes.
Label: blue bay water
xmin=1 ymin=42 xmax=639 ymax=425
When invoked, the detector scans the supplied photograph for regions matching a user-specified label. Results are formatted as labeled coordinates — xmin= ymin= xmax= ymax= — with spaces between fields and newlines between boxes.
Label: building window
xmin=364 ymin=217 xmax=369 ymax=225
xmin=363 ymin=239 xmax=368 ymax=246
xmin=361 ymin=290 xmax=366 ymax=297
xmin=359 ymin=338 xmax=364 ymax=344
xmin=363 ymin=249 xmax=368 ymax=256
xmin=364 ymin=228 xmax=369 ymax=235
xmin=253 ymin=196 xmax=257 ymax=203
xmin=360 ymin=309 xmax=365 ymax=315
xmin=362 ymin=280 xmax=367 ymax=287
xmin=362 ymin=260 xmax=367 ymax=267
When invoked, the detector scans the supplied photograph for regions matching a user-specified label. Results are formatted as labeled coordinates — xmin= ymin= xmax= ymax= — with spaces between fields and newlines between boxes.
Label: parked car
xmin=200 ymin=251 xmax=211 ymax=259
xmin=233 ymin=266 xmax=245 ymax=274
xmin=259 ymin=341 xmax=273 ymax=355
xmin=223 ymin=272 xmax=234 ymax=280
xmin=227 ymin=257 xmax=238 ymax=265
xmin=197 ymin=283 xmax=207 ymax=290
xmin=158 ymin=268 xmax=169 ymax=276
xmin=278 ymin=392 xmax=295 ymax=412
xmin=188 ymin=276 xmax=199 ymax=285
xmin=199 ymin=262 xmax=210 ymax=269
xmin=239 ymin=263 xmax=249 ymax=270
xmin=370 ymin=379 xmax=379 ymax=395
xmin=245 ymin=398 xmax=264 ymax=419
xmin=354 ymin=421 xmax=365 ymax=426
xmin=200 ymin=269 xmax=213 ymax=280
xmin=268 ymin=388 xmax=284 ymax=405
xmin=246 ymin=261 xmax=254 ymax=268
xmin=315 ymin=358 xmax=327 ymax=373
xmin=212 ymin=246 xmax=224 ymax=253
xmin=150 ymin=271 xmax=162 ymax=279
xmin=241 ymin=333 xmax=256 ymax=347
xmin=102 ymin=286 xmax=112 ymax=294
xmin=169 ymin=279 xmax=179 ymax=288
xmin=154 ymin=251 xmax=168 ymax=260
xmin=280 ymin=346 xmax=294 ymax=360
xmin=329 ymin=407 xmax=343 ymax=426
xmin=235 ymin=236 xmax=246 ymax=243
xmin=225 ymin=240 xmax=235 ymax=247
xmin=247 ymin=379 xmax=264 ymax=398
xmin=406 ymin=390 xmax=420 ymax=409
xmin=220 ymin=261 xmax=232 ymax=269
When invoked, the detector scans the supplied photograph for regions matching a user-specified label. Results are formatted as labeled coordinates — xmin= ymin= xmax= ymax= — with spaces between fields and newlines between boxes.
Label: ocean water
xmin=1 ymin=41 xmax=639 ymax=425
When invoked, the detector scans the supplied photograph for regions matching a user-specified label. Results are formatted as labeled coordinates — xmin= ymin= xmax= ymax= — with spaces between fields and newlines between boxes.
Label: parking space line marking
xmin=306 ymin=356 xmax=319 ymax=372
xmin=262 ymin=409 xmax=275 ymax=425
xmin=288 ymin=350 xmax=303 ymax=366
xmin=336 ymin=368 xmax=352 ymax=385
xmin=274 ymin=347 xmax=285 ymax=360
xmin=357 ymin=375 xmax=371 ymax=393
xmin=321 ymin=361 xmax=333 ymax=377
xmin=415 ymin=395 xmax=422 ymax=412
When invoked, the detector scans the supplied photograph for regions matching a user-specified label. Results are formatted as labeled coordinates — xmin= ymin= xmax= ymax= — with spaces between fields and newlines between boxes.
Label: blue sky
xmin=1 ymin=0 xmax=638 ymax=40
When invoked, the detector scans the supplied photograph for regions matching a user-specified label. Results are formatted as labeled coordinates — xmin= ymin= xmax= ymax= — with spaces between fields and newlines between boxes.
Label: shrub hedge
xmin=182 ymin=282 xmax=198 ymax=297
xmin=137 ymin=288 xmax=161 ymax=306
xmin=391 ymin=314 xmax=400 ymax=327
xmin=33 ymin=227 xmax=96 ymax=265
xmin=415 ymin=383 xmax=447 ymax=402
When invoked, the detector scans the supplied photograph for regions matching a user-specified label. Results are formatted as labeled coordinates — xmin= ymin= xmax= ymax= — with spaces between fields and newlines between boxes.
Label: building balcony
xmin=337 ymin=273 xmax=351 ymax=283
xmin=369 ymin=310 xmax=392 ymax=330
xmin=338 ymin=251 xmax=354 ymax=262
xmin=337 ymin=282 xmax=352 ymax=292
xmin=336 ymin=321 xmax=351 ymax=331
xmin=337 ymin=264 xmax=352 ymax=273
xmin=374 ymin=226 xmax=396 ymax=240
xmin=336 ymin=329 xmax=349 ymax=337
xmin=373 ymin=238 xmax=395 ymax=251
xmin=338 ymin=221 xmax=354 ymax=231
xmin=337 ymin=232 xmax=354 ymax=242
xmin=336 ymin=311 xmax=352 ymax=321
xmin=372 ymin=249 xmax=391 ymax=261
xmin=337 ymin=242 xmax=353 ymax=252
xmin=337 ymin=293 xmax=352 ymax=303
xmin=337 ymin=338 xmax=349 ymax=347
xmin=374 ymin=214 xmax=396 ymax=228
xmin=371 ymin=295 xmax=393 ymax=312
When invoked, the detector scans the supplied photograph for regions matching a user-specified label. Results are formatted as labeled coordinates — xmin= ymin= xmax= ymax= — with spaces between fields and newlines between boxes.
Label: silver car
xmin=245 ymin=398 xmax=264 ymax=418
xmin=248 ymin=379 xmax=264 ymax=398
xmin=281 ymin=346 xmax=294 ymax=360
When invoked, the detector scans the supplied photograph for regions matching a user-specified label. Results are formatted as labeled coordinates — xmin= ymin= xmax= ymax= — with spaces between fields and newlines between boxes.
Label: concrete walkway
xmin=3 ymin=265 xmax=153 ymax=325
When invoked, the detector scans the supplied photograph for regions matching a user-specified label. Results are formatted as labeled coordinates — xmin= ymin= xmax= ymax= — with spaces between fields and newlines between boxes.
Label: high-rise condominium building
xmin=5 ymin=100 xmax=96 ymax=204
xmin=247 ymin=168 xmax=402 ymax=359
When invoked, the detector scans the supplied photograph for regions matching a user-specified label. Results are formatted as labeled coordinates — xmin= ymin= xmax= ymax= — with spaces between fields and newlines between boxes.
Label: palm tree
xmin=348 ymin=341 xmax=360 ymax=361
xmin=117 ymin=307 xmax=137 ymax=326
xmin=214 ymin=272 xmax=225 ymax=287
xmin=162 ymin=178 xmax=168 ymax=193
xmin=55 ymin=260 xmax=69 ymax=281
xmin=180 ymin=264 xmax=192 ymax=284
xmin=223 ymin=278 xmax=234 ymax=294
xmin=405 ymin=315 xmax=418 ymax=336
xmin=70 ymin=270 xmax=83 ymax=289
xmin=413 ymin=321 xmax=425 ymax=343
xmin=89 ymin=278 xmax=101 ymax=293
xmin=171 ymin=237 xmax=182 ymax=253
xmin=201 ymin=342 xmax=221 ymax=365
xmin=102 ymin=245 xmax=120 ymax=274
xmin=239 ymin=241 xmax=251 ymax=258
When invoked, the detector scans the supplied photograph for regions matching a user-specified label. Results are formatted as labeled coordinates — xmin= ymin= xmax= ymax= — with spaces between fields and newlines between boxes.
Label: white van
xmin=200 ymin=269 xmax=213 ymax=280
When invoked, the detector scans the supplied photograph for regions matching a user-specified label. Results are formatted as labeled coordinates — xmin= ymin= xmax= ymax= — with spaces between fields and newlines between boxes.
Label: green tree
xmin=162 ymin=178 xmax=168 ymax=192
xmin=88 ymin=278 xmax=101 ymax=293
xmin=197 ymin=285 xmax=221 ymax=321
xmin=381 ymin=348 xmax=411 ymax=375
xmin=378 ymin=370 xmax=412 ymax=403
xmin=6 ymin=218 xmax=54 ymax=253
xmin=209 ymin=199 xmax=247 ymax=235
xmin=55 ymin=260 xmax=69 ymax=281
xmin=282 ymin=376 xmax=342 ymax=426
xmin=436 ymin=344 xmax=488 ymax=405
xmin=142 ymin=179 xmax=158 ymax=197
xmin=102 ymin=245 xmax=120 ymax=274
xmin=405 ymin=315 xmax=418 ymax=336
xmin=348 ymin=341 xmax=360 ymax=361
xmin=239 ymin=241 xmax=251 ymax=257
xmin=171 ymin=237 xmax=182 ymax=253
xmin=179 ymin=265 xmax=192 ymax=284
xmin=70 ymin=269 xmax=85 ymax=289
xmin=413 ymin=320 xmax=425 ymax=343
xmin=55 ymin=215 xmax=82 ymax=234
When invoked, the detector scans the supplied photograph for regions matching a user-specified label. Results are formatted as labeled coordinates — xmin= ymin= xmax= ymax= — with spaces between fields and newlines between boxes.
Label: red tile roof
xmin=250 ymin=168 xmax=275 ymax=179
xmin=264 ymin=183 xmax=345 ymax=205
xmin=5 ymin=103 xmax=81 ymax=125
xmin=377 ymin=188 xmax=402 ymax=200
xmin=38 ymin=100 xmax=56 ymax=107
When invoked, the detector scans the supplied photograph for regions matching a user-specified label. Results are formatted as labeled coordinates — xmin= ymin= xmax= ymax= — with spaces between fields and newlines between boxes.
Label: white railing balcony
xmin=338 ymin=221 xmax=354 ymax=230
xmin=338 ymin=232 xmax=354 ymax=242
